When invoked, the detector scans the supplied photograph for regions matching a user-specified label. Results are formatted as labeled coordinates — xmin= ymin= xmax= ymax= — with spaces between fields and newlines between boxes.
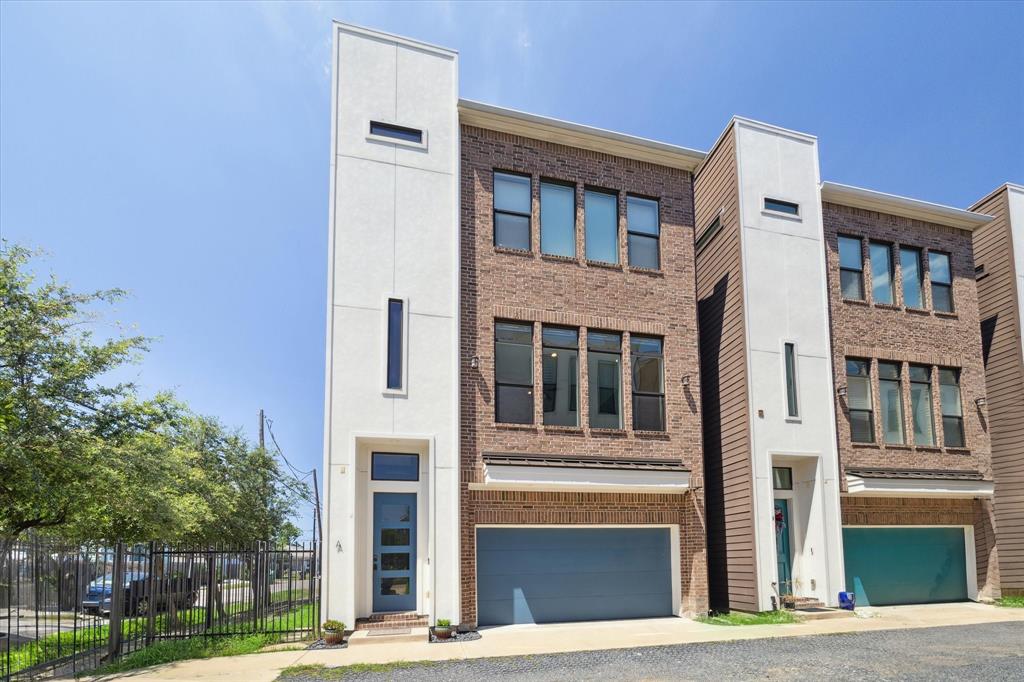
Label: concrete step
xmin=791 ymin=607 xmax=856 ymax=621
xmin=355 ymin=612 xmax=429 ymax=630
xmin=347 ymin=626 xmax=430 ymax=646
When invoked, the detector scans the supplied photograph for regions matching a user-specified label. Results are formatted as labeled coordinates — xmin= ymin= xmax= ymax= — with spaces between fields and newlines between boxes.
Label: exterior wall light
xmin=975 ymin=397 xmax=987 ymax=407
xmin=837 ymin=386 xmax=848 ymax=397
xmin=682 ymin=374 xmax=691 ymax=386
xmin=470 ymin=356 xmax=479 ymax=369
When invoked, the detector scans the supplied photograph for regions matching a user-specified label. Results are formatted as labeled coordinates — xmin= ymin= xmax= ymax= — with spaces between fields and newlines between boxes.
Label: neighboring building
xmin=971 ymin=183 xmax=1024 ymax=597
xmin=323 ymin=21 xmax=1011 ymax=628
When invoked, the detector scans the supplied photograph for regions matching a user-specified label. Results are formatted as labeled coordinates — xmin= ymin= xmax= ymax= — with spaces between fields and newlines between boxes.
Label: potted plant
xmin=433 ymin=618 xmax=453 ymax=641
xmin=322 ymin=619 xmax=345 ymax=645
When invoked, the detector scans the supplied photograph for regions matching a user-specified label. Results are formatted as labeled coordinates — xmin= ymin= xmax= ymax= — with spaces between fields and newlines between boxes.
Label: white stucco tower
xmin=322 ymin=23 xmax=460 ymax=627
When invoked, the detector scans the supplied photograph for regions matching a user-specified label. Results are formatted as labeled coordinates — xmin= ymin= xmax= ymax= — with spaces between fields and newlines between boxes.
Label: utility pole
xmin=258 ymin=408 xmax=265 ymax=451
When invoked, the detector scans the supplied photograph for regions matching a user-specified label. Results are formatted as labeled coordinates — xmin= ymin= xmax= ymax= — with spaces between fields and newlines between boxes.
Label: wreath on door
xmin=774 ymin=508 xmax=786 ymax=534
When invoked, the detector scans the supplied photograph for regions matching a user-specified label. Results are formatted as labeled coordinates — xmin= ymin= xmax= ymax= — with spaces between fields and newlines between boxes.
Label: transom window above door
xmin=371 ymin=453 xmax=419 ymax=481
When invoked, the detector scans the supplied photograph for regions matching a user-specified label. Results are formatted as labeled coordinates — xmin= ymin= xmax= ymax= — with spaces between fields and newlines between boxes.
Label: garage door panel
xmin=477 ymin=528 xmax=672 ymax=625
xmin=843 ymin=527 xmax=968 ymax=606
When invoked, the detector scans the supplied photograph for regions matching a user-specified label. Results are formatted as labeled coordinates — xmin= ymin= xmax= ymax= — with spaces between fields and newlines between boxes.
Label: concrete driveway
xmin=82 ymin=602 xmax=1024 ymax=681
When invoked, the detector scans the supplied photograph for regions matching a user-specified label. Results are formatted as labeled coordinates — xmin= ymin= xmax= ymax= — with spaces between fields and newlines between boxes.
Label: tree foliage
xmin=0 ymin=245 xmax=309 ymax=543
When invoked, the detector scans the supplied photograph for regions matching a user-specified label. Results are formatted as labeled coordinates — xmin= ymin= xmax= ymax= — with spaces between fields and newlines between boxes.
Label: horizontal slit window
xmin=764 ymin=198 xmax=799 ymax=215
xmin=369 ymin=121 xmax=423 ymax=144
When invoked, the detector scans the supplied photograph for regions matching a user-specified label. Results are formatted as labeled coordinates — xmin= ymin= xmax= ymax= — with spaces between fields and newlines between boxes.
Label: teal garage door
xmin=843 ymin=527 xmax=968 ymax=606
xmin=476 ymin=528 xmax=672 ymax=625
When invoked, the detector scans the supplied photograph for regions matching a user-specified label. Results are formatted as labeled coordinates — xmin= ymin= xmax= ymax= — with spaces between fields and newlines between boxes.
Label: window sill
xmin=842 ymin=298 xmax=869 ymax=307
xmin=944 ymin=447 xmax=971 ymax=454
xmin=914 ymin=445 xmax=942 ymax=452
xmin=589 ymin=427 xmax=627 ymax=436
xmin=634 ymin=429 xmax=669 ymax=439
xmin=873 ymin=302 xmax=901 ymax=311
xmin=494 ymin=246 xmax=533 ymax=257
xmin=627 ymin=266 xmax=664 ymax=276
xmin=850 ymin=442 xmax=879 ymax=448
xmin=540 ymin=253 xmax=578 ymax=264
xmin=761 ymin=209 xmax=803 ymax=223
xmin=905 ymin=307 xmax=931 ymax=316
xmin=494 ymin=422 xmax=538 ymax=431
xmin=934 ymin=310 xmax=958 ymax=319
xmin=586 ymin=259 xmax=623 ymax=271
xmin=784 ymin=416 xmax=802 ymax=424
xmin=882 ymin=443 xmax=912 ymax=450
xmin=542 ymin=424 xmax=584 ymax=434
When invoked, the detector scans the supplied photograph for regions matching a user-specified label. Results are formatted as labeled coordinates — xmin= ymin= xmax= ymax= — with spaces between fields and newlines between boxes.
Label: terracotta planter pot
xmin=433 ymin=626 xmax=452 ymax=640
xmin=323 ymin=630 xmax=344 ymax=645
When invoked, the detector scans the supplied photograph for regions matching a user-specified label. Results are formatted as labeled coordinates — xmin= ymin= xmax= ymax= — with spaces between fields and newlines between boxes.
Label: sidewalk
xmin=82 ymin=602 xmax=1024 ymax=682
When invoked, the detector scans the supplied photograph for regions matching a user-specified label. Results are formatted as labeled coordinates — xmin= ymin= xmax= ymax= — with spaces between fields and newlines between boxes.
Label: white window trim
xmin=761 ymin=194 xmax=803 ymax=222
xmin=781 ymin=339 xmax=801 ymax=422
xmin=365 ymin=119 xmax=429 ymax=151
xmin=841 ymin=524 xmax=979 ymax=601
xmin=381 ymin=294 xmax=410 ymax=396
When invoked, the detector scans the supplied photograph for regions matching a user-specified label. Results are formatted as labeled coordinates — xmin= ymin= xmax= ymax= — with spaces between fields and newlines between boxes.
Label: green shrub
xmin=321 ymin=619 xmax=345 ymax=631
xmin=435 ymin=618 xmax=451 ymax=627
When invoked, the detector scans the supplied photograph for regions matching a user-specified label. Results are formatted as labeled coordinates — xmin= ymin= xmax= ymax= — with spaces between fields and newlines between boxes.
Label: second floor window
xmin=542 ymin=327 xmax=579 ymax=426
xmin=631 ymin=336 xmax=665 ymax=431
xmin=909 ymin=364 xmax=935 ymax=446
xmin=494 ymin=322 xmax=533 ymax=424
xmin=870 ymin=242 xmax=894 ymax=304
xmin=588 ymin=331 xmax=622 ymax=428
xmin=540 ymin=181 xmax=576 ymax=258
xmin=493 ymin=172 xmax=531 ymax=250
xmin=585 ymin=189 xmax=619 ymax=264
xmin=901 ymin=247 xmax=924 ymax=309
xmin=929 ymin=252 xmax=953 ymax=312
xmin=626 ymin=196 xmax=660 ymax=269
xmin=939 ymin=368 xmax=964 ymax=447
xmin=839 ymin=236 xmax=864 ymax=301
xmin=846 ymin=358 xmax=874 ymax=442
xmin=784 ymin=342 xmax=799 ymax=419
xmin=878 ymin=361 xmax=905 ymax=444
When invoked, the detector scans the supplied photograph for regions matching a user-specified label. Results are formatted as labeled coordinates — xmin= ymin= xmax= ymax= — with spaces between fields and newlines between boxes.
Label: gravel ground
xmin=278 ymin=621 xmax=1024 ymax=681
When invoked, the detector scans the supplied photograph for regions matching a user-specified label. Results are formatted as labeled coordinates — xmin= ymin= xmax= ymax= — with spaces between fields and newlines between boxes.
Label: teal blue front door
xmin=373 ymin=493 xmax=416 ymax=612
xmin=774 ymin=499 xmax=793 ymax=596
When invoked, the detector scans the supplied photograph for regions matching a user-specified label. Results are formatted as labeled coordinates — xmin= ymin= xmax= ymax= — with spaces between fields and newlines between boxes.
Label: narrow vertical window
xmin=878 ymin=362 xmax=905 ymax=444
xmin=585 ymin=189 xmax=619 ymax=264
xmin=909 ymin=365 xmax=935 ymax=446
xmin=493 ymin=172 xmax=531 ymax=250
xmin=838 ymin=236 xmax=865 ymax=301
xmin=631 ymin=336 xmax=665 ymax=431
xmin=901 ymin=247 xmax=924 ymax=309
xmin=869 ymin=242 xmax=894 ymax=305
xmin=587 ymin=331 xmax=622 ymax=428
xmin=939 ymin=368 xmax=965 ymax=447
xmin=540 ymin=181 xmax=576 ymax=258
xmin=542 ymin=327 xmax=579 ymax=426
xmin=495 ymin=322 xmax=534 ymax=424
xmin=846 ymin=359 xmax=874 ymax=443
xmin=784 ymin=343 xmax=799 ymax=419
xmin=627 ymin=196 xmax=660 ymax=269
xmin=929 ymin=252 xmax=953 ymax=312
xmin=386 ymin=299 xmax=403 ymax=390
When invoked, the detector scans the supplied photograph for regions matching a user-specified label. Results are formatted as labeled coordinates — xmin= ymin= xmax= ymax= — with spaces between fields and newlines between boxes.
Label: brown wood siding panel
xmin=973 ymin=188 xmax=1024 ymax=593
xmin=694 ymin=124 xmax=758 ymax=612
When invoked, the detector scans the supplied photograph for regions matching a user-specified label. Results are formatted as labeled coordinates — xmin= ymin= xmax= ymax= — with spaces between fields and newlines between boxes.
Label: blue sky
xmin=2 ymin=2 xmax=1022 ymax=535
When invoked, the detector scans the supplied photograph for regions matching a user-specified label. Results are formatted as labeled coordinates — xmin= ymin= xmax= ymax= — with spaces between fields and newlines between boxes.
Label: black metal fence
xmin=1 ymin=538 xmax=320 ymax=681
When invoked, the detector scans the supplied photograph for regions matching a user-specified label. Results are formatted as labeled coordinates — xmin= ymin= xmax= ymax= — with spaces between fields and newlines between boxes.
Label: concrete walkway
xmin=82 ymin=603 xmax=1024 ymax=682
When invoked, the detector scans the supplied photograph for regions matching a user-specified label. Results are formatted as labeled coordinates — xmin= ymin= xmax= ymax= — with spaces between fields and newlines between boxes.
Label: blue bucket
xmin=838 ymin=591 xmax=856 ymax=610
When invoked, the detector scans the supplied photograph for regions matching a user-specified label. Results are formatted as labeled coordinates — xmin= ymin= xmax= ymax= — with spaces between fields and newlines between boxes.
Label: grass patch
xmin=277 ymin=661 xmax=437 ymax=680
xmin=697 ymin=610 xmax=801 ymax=626
xmin=996 ymin=595 xmax=1024 ymax=608
xmin=90 ymin=633 xmax=279 ymax=675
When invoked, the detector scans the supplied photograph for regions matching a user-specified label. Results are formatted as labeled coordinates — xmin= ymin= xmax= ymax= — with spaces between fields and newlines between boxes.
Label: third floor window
xmin=540 ymin=181 xmax=575 ymax=258
xmin=585 ymin=189 xmax=619 ymax=264
xmin=626 ymin=196 xmax=660 ymax=269
xmin=839 ymin=236 xmax=864 ymax=301
xmin=929 ymin=252 xmax=953 ymax=313
xmin=493 ymin=172 xmax=531 ymax=250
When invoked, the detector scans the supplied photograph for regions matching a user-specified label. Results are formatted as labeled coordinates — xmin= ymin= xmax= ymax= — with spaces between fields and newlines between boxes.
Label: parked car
xmin=82 ymin=572 xmax=198 ymax=616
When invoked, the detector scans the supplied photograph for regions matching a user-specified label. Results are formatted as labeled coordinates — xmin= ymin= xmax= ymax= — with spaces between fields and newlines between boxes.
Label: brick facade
xmin=823 ymin=202 xmax=992 ymax=479
xmin=459 ymin=125 xmax=707 ymax=623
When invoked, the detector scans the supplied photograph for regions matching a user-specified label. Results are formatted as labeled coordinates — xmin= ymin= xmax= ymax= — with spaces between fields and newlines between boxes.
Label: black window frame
xmin=695 ymin=216 xmax=722 ymax=255
xmin=539 ymin=178 xmax=577 ymax=258
xmin=784 ymin=342 xmax=799 ymax=419
xmin=869 ymin=241 xmax=895 ymax=305
xmin=772 ymin=466 xmax=793 ymax=490
xmin=371 ymin=452 xmax=420 ymax=481
xmin=584 ymin=187 xmax=620 ymax=265
xmin=877 ymin=361 xmax=905 ymax=445
xmin=494 ymin=320 xmax=534 ymax=424
xmin=939 ymin=367 xmax=965 ymax=448
xmin=929 ymin=251 xmax=954 ymax=313
xmin=493 ymin=170 xmax=532 ymax=251
xmin=909 ymin=364 xmax=936 ymax=446
xmin=587 ymin=329 xmax=623 ymax=429
xmin=846 ymin=358 xmax=875 ymax=443
xmin=900 ymin=246 xmax=924 ymax=309
xmin=764 ymin=197 xmax=800 ymax=216
xmin=838 ymin=235 xmax=865 ymax=301
xmin=369 ymin=121 xmax=424 ymax=144
xmin=626 ymin=194 xmax=661 ymax=270
xmin=541 ymin=325 xmax=579 ymax=426
xmin=630 ymin=335 xmax=665 ymax=431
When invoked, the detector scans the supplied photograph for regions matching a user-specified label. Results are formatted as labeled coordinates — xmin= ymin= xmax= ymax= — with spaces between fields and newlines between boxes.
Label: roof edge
xmin=333 ymin=20 xmax=457 ymax=57
xmin=820 ymin=181 xmax=993 ymax=231
xmin=458 ymin=99 xmax=706 ymax=172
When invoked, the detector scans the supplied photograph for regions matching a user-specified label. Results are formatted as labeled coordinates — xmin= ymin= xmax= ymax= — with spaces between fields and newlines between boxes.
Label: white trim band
xmin=845 ymin=475 xmax=994 ymax=499
xmin=471 ymin=464 xmax=691 ymax=494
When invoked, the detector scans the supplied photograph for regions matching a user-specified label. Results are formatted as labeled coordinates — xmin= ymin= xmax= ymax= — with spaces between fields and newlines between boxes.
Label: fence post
xmin=205 ymin=548 xmax=215 ymax=633
xmin=145 ymin=542 xmax=157 ymax=645
xmin=107 ymin=542 xmax=125 ymax=662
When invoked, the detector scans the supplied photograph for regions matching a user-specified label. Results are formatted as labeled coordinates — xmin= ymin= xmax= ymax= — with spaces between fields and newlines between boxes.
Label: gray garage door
xmin=476 ymin=527 xmax=672 ymax=626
